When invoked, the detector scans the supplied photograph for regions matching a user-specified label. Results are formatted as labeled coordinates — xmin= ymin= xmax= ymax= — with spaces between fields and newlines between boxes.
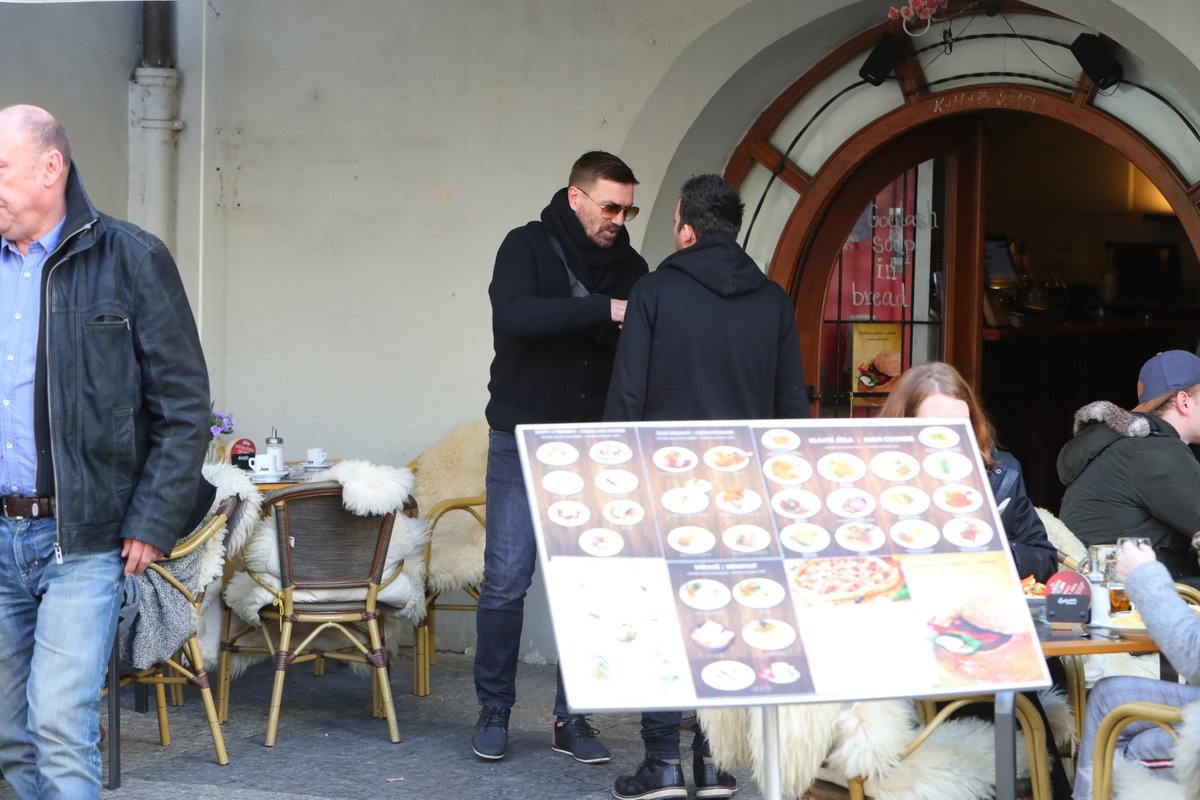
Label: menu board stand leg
xmin=994 ymin=691 xmax=1016 ymax=800
xmin=762 ymin=705 xmax=782 ymax=800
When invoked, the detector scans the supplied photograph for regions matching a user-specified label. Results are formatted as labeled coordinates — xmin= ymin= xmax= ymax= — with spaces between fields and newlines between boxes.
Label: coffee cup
xmin=306 ymin=448 xmax=327 ymax=465
xmin=248 ymin=454 xmax=281 ymax=473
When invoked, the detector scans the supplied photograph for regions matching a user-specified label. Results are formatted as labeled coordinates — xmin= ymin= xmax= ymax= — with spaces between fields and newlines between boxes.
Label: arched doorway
xmin=722 ymin=6 xmax=1200 ymax=506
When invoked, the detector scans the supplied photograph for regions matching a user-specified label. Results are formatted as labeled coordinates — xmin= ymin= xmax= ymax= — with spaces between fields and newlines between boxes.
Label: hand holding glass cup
xmin=1111 ymin=537 xmax=1154 ymax=612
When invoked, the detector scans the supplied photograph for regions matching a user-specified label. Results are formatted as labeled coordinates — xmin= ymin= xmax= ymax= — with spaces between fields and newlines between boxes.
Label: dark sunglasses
xmin=573 ymin=186 xmax=639 ymax=221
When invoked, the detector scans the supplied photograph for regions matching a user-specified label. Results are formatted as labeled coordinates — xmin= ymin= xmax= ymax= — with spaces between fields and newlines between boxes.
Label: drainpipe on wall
xmin=128 ymin=2 xmax=182 ymax=251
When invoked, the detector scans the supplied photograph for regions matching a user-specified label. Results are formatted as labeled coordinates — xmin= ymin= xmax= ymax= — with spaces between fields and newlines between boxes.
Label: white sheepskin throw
xmin=412 ymin=419 xmax=488 ymax=594
xmin=223 ymin=461 xmax=428 ymax=627
xmin=1112 ymin=752 xmax=1186 ymax=799
xmin=699 ymin=703 xmax=843 ymax=796
xmin=1177 ymin=701 xmax=1200 ymax=800
xmin=1036 ymin=506 xmax=1086 ymax=566
xmin=703 ymin=692 xmax=1074 ymax=800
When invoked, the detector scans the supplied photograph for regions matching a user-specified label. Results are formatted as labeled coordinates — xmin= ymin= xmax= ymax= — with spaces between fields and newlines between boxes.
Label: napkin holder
xmin=1043 ymin=570 xmax=1091 ymax=630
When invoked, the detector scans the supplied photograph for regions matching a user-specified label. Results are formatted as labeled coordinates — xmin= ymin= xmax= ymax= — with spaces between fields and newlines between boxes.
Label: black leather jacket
xmin=989 ymin=450 xmax=1058 ymax=583
xmin=33 ymin=165 xmax=210 ymax=556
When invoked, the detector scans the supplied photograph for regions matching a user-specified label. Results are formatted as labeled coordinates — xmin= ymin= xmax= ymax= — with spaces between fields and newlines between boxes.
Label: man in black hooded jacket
xmin=605 ymin=174 xmax=809 ymax=800
xmin=474 ymin=152 xmax=647 ymax=765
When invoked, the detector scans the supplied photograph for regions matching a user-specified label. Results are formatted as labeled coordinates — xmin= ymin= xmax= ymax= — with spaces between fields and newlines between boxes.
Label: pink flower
xmin=911 ymin=0 xmax=927 ymax=9
xmin=888 ymin=7 xmax=900 ymax=20
xmin=917 ymin=7 xmax=932 ymax=19
xmin=900 ymin=5 xmax=914 ymax=19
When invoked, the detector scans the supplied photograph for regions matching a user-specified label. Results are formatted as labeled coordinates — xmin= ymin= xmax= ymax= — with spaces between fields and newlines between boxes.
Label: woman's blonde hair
xmin=879 ymin=361 xmax=997 ymax=467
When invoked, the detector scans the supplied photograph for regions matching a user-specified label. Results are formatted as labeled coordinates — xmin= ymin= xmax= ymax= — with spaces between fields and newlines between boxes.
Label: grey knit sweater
xmin=1127 ymin=560 xmax=1200 ymax=684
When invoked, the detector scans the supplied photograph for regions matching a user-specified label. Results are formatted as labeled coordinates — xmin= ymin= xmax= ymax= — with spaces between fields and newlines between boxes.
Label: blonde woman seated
xmin=881 ymin=361 xmax=1071 ymax=799
xmin=880 ymin=361 xmax=1057 ymax=583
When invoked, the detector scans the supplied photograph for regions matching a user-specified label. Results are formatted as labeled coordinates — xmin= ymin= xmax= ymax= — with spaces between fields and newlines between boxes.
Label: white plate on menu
xmin=589 ymin=440 xmax=632 ymax=465
xmin=536 ymin=442 xmax=579 ymax=467
xmin=653 ymin=446 xmax=698 ymax=473
xmin=701 ymin=660 xmax=756 ymax=691
xmin=667 ymin=526 xmax=716 ymax=555
xmin=714 ymin=487 xmax=762 ymax=515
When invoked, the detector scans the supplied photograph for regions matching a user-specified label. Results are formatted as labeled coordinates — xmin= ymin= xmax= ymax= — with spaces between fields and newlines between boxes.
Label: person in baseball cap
xmin=1132 ymin=350 xmax=1200 ymax=413
xmin=1057 ymin=348 xmax=1200 ymax=589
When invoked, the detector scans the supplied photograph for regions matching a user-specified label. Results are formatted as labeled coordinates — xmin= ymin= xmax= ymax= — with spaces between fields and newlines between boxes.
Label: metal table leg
xmin=995 ymin=691 xmax=1015 ymax=800
xmin=106 ymin=632 xmax=121 ymax=790
xmin=762 ymin=705 xmax=781 ymax=800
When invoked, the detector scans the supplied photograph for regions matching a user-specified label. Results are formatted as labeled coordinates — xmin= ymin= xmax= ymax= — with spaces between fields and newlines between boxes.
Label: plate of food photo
xmin=661 ymin=487 xmax=710 ymax=516
xmin=771 ymin=488 xmax=822 ymax=520
xmin=589 ymin=439 xmax=633 ymax=465
xmin=742 ymin=619 xmax=797 ymax=651
xmin=536 ymin=441 xmax=579 ymax=467
xmin=762 ymin=454 xmax=813 ymax=486
xmin=701 ymin=660 xmax=756 ymax=692
xmin=835 ymin=522 xmax=886 ymax=553
xmin=918 ymin=425 xmax=960 ymax=449
xmin=653 ymin=446 xmax=699 ymax=473
xmin=879 ymin=485 xmax=931 ymax=517
xmin=760 ymin=428 xmax=801 ymax=452
xmin=942 ymin=517 xmax=994 ymax=548
xmin=602 ymin=499 xmax=645 ymax=527
xmin=932 ymin=484 xmax=983 ymax=514
xmin=714 ymin=486 xmax=763 ymax=515
xmin=922 ymin=451 xmax=975 ymax=482
xmin=668 ymin=526 xmax=716 ymax=555
xmin=542 ymin=470 xmax=584 ymax=496
xmin=817 ymin=452 xmax=867 ymax=483
xmin=704 ymin=445 xmax=752 ymax=472
xmin=889 ymin=519 xmax=940 ymax=550
xmin=826 ymin=487 xmax=876 ymax=519
xmin=722 ymin=524 xmax=771 ymax=553
xmin=578 ymin=528 xmax=624 ymax=557
xmin=779 ymin=522 xmax=831 ymax=554
xmin=547 ymin=500 xmax=590 ymax=528
xmin=679 ymin=578 xmax=732 ymax=611
xmin=594 ymin=468 xmax=639 ymax=495
xmin=869 ymin=450 xmax=921 ymax=482
xmin=732 ymin=577 xmax=787 ymax=610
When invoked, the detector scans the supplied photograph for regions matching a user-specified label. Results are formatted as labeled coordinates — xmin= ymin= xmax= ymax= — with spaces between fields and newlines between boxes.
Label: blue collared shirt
xmin=0 ymin=218 xmax=65 ymax=495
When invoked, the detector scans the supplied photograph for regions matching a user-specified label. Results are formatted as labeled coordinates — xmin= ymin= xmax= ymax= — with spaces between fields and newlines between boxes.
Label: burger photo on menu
xmin=856 ymin=350 xmax=902 ymax=392
xmin=928 ymin=596 xmax=1044 ymax=683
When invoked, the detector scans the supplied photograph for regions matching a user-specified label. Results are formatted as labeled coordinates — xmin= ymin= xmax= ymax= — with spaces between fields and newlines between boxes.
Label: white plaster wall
xmin=5 ymin=0 xmax=1200 ymax=663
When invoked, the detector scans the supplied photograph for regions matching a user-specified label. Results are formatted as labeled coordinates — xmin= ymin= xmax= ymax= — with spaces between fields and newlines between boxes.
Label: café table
xmin=994 ymin=619 xmax=1161 ymax=800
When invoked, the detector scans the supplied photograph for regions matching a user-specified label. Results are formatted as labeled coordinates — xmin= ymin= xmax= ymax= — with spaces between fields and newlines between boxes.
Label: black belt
xmin=2 ymin=496 xmax=55 ymax=519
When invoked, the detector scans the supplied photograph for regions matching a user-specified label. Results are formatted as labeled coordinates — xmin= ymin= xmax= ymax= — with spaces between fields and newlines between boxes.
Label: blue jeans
xmin=1072 ymin=675 xmax=1197 ymax=799
xmin=0 ymin=517 xmax=125 ymax=800
xmin=474 ymin=430 xmax=569 ymax=716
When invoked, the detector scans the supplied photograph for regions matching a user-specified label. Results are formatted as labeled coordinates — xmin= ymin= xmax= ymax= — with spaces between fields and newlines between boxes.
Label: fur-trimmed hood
xmin=1058 ymin=401 xmax=1175 ymax=485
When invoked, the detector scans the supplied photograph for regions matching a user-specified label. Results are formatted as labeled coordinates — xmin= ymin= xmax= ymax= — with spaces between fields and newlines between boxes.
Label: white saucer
xmin=304 ymin=462 xmax=332 ymax=470
xmin=250 ymin=471 xmax=288 ymax=481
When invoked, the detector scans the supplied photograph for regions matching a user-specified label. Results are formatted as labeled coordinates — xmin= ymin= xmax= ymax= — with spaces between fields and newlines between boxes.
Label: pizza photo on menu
xmin=787 ymin=556 xmax=910 ymax=605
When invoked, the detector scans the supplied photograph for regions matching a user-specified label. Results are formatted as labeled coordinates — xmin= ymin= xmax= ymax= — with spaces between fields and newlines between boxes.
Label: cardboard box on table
xmin=516 ymin=417 xmax=1050 ymax=714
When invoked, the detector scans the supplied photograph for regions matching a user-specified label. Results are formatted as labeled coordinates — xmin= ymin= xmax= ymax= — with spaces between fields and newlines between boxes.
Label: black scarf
xmin=540 ymin=188 xmax=638 ymax=293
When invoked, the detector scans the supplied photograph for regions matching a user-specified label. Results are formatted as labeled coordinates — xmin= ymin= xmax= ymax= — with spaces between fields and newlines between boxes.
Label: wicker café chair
xmin=224 ymin=481 xmax=406 ymax=745
xmin=1091 ymin=701 xmax=1183 ymax=800
xmin=412 ymin=492 xmax=485 ymax=697
xmin=107 ymin=489 xmax=254 ymax=767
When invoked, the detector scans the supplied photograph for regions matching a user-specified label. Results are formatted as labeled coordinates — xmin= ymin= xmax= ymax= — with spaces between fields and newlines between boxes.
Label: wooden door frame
xmin=740 ymin=85 xmax=1200 ymax=400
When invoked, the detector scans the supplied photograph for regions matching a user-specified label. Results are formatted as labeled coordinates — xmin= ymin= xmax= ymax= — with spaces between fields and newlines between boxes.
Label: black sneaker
xmin=552 ymin=715 xmax=611 ymax=764
xmin=612 ymin=758 xmax=687 ymax=800
xmin=693 ymin=752 xmax=738 ymax=799
xmin=472 ymin=706 xmax=510 ymax=760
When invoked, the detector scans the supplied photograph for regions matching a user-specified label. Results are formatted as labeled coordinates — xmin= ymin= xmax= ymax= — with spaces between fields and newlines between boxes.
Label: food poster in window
xmin=850 ymin=321 xmax=905 ymax=416
xmin=517 ymin=417 xmax=1050 ymax=712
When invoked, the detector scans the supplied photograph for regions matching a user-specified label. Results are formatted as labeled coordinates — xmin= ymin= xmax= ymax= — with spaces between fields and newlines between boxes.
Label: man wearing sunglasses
xmin=604 ymin=174 xmax=809 ymax=800
xmin=476 ymin=151 xmax=647 ymax=765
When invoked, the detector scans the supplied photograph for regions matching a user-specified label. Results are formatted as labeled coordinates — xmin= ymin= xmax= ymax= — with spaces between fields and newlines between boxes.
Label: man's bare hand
xmin=121 ymin=538 xmax=165 ymax=576
xmin=610 ymin=298 xmax=628 ymax=324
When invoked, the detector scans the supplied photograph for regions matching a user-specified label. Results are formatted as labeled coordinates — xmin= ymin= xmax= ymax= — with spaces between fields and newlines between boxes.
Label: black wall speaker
xmin=859 ymin=33 xmax=909 ymax=86
xmin=1070 ymin=34 xmax=1123 ymax=90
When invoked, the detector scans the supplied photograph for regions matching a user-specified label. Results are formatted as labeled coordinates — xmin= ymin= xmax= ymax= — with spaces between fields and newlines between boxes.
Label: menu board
xmin=516 ymin=418 xmax=1050 ymax=712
